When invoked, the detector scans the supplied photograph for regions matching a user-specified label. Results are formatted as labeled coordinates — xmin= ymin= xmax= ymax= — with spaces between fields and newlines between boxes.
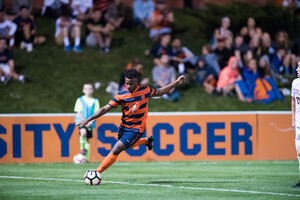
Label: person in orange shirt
xmin=216 ymin=56 xmax=241 ymax=96
xmin=149 ymin=0 xmax=173 ymax=41
xmin=76 ymin=69 xmax=185 ymax=174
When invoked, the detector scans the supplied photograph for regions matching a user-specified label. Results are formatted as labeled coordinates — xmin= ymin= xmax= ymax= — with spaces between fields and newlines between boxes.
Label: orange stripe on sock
xmin=128 ymin=138 xmax=148 ymax=149
xmin=96 ymin=152 xmax=118 ymax=173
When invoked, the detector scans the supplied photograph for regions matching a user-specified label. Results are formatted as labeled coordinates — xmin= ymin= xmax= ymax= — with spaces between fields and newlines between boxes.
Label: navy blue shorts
xmin=118 ymin=126 xmax=144 ymax=149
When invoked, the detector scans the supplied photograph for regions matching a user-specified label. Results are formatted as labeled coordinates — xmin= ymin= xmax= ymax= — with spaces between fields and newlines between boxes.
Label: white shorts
xmin=0 ymin=63 xmax=10 ymax=75
xmin=149 ymin=27 xmax=172 ymax=38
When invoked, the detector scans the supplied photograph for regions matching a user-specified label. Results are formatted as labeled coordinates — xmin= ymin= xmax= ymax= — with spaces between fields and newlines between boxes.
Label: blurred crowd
xmin=1 ymin=0 xmax=300 ymax=104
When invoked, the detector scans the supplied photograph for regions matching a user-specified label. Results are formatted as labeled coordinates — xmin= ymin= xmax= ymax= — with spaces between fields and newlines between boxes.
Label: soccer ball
xmin=73 ymin=153 xmax=87 ymax=164
xmin=84 ymin=170 xmax=101 ymax=185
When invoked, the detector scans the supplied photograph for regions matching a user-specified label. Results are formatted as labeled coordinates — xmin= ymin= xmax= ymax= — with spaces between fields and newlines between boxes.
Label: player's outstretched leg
xmin=96 ymin=141 xmax=126 ymax=173
xmin=128 ymin=136 xmax=154 ymax=150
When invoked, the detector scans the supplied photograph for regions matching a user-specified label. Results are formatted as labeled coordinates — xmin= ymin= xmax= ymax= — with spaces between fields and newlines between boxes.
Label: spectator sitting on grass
xmin=216 ymin=56 xmax=241 ymax=96
xmin=71 ymin=0 xmax=93 ymax=21
xmin=54 ymin=7 xmax=82 ymax=53
xmin=201 ymin=44 xmax=220 ymax=75
xmin=13 ymin=5 xmax=46 ymax=53
xmin=133 ymin=0 xmax=154 ymax=28
xmin=0 ymin=37 xmax=26 ymax=84
xmin=152 ymin=54 xmax=180 ymax=101
xmin=0 ymin=9 xmax=17 ymax=47
xmin=214 ymin=37 xmax=233 ymax=70
xmin=86 ymin=8 xmax=114 ymax=53
xmin=235 ymin=59 xmax=259 ymax=102
xmin=169 ymin=38 xmax=195 ymax=74
xmin=105 ymin=0 xmax=126 ymax=30
xmin=232 ymin=34 xmax=252 ymax=68
xmin=274 ymin=30 xmax=297 ymax=75
xmin=212 ymin=16 xmax=232 ymax=50
xmin=240 ymin=17 xmax=262 ymax=55
xmin=149 ymin=0 xmax=173 ymax=41
xmin=148 ymin=33 xmax=172 ymax=66
xmin=195 ymin=56 xmax=218 ymax=94
xmin=258 ymin=55 xmax=275 ymax=80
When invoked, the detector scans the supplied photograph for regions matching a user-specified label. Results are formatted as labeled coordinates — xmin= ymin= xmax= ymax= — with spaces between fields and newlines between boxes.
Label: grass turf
xmin=0 ymin=161 xmax=299 ymax=199
xmin=0 ymin=3 xmax=297 ymax=113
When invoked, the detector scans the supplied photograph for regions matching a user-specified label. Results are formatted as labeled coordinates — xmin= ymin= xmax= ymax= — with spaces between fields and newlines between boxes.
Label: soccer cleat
xmin=292 ymin=181 xmax=300 ymax=188
xmin=73 ymin=45 xmax=82 ymax=53
xmin=64 ymin=45 xmax=71 ymax=52
xmin=146 ymin=136 xmax=153 ymax=151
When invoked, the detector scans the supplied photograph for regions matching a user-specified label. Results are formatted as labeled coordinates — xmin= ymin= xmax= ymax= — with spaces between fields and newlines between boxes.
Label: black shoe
xmin=146 ymin=136 xmax=153 ymax=151
xmin=292 ymin=181 xmax=300 ymax=188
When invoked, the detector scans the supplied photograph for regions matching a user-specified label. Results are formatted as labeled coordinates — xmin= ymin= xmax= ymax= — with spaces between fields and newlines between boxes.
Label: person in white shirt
xmin=291 ymin=59 xmax=300 ymax=188
xmin=71 ymin=0 xmax=93 ymax=21
xmin=0 ymin=10 xmax=17 ymax=47
xmin=55 ymin=7 xmax=82 ymax=53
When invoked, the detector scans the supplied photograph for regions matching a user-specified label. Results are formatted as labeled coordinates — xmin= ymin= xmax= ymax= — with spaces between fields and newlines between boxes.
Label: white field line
xmin=0 ymin=175 xmax=299 ymax=198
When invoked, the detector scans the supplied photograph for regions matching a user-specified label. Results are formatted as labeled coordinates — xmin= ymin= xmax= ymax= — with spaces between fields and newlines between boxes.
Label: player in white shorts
xmin=291 ymin=59 xmax=300 ymax=188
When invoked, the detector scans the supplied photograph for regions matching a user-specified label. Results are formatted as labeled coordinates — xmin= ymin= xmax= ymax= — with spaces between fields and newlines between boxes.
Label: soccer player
xmin=292 ymin=59 xmax=300 ymax=187
xmin=76 ymin=69 xmax=185 ymax=174
xmin=74 ymin=83 xmax=100 ymax=161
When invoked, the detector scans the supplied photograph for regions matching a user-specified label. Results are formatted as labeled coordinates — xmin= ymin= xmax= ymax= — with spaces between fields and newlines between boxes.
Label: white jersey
xmin=292 ymin=78 xmax=300 ymax=127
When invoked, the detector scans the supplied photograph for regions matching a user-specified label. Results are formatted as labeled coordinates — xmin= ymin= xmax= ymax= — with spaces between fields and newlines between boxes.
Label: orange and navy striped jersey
xmin=108 ymin=86 xmax=156 ymax=133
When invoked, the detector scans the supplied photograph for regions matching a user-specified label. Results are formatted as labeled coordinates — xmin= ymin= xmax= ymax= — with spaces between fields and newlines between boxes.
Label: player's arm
xmin=292 ymin=97 xmax=296 ymax=128
xmin=153 ymin=75 xmax=185 ymax=97
xmin=75 ymin=104 xmax=113 ymax=127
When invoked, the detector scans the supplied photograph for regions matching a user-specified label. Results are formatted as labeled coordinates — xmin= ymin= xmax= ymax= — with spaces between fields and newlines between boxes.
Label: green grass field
xmin=0 ymin=161 xmax=299 ymax=199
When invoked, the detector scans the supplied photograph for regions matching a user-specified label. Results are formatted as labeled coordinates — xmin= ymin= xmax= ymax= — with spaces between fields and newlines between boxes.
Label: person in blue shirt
xmin=133 ymin=0 xmax=154 ymax=28
xmin=235 ymin=58 xmax=258 ymax=102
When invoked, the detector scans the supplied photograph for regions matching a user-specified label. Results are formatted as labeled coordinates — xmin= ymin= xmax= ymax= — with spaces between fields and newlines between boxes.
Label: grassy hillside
xmin=1 ymin=3 xmax=297 ymax=113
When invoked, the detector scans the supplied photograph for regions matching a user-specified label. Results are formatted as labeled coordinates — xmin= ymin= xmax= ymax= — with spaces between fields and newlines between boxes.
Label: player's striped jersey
xmin=292 ymin=78 xmax=300 ymax=126
xmin=108 ymin=86 xmax=156 ymax=133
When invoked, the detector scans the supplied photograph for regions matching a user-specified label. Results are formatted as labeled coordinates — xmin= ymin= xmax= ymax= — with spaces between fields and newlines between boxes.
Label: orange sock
xmin=129 ymin=138 xmax=148 ymax=149
xmin=96 ymin=152 xmax=118 ymax=173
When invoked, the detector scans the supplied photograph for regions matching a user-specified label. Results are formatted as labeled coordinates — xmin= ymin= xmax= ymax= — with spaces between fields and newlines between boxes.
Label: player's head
xmin=83 ymin=83 xmax=94 ymax=97
xmin=297 ymin=58 xmax=300 ymax=78
xmin=124 ymin=69 xmax=139 ymax=93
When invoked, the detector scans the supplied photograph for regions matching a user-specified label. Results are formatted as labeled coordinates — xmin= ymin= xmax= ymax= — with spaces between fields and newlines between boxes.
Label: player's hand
xmin=176 ymin=75 xmax=185 ymax=85
xmin=75 ymin=120 xmax=88 ymax=128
